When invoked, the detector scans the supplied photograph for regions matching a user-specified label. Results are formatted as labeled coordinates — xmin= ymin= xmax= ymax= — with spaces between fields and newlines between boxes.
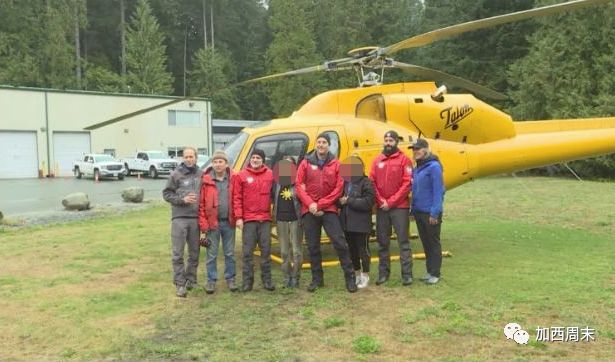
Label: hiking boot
xmin=205 ymin=281 xmax=216 ymax=294
xmin=346 ymin=274 xmax=358 ymax=293
xmin=425 ymin=276 xmax=440 ymax=285
xmin=307 ymin=280 xmax=324 ymax=293
xmin=241 ymin=281 xmax=253 ymax=292
xmin=185 ymin=280 xmax=197 ymax=291
xmin=375 ymin=274 xmax=389 ymax=285
xmin=420 ymin=273 xmax=433 ymax=281
xmin=402 ymin=276 xmax=413 ymax=286
xmin=175 ymin=284 xmax=187 ymax=298
xmin=226 ymin=279 xmax=239 ymax=292
xmin=263 ymin=280 xmax=275 ymax=291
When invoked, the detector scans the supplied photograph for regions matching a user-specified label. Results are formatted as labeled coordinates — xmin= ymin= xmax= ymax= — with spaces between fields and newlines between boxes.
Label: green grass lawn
xmin=1 ymin=176 xmax=614 ymax=361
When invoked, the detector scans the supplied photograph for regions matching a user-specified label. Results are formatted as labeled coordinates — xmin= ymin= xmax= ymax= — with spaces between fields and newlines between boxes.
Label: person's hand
xmin=309 ymin=203 xmax=318 ymax=214
xmin=429 ymin=216 xmax=439 ymax=225
xmin=314 ymin=211 xmax=324 ymax=217
xmin=340 ymin=196 xmax=348 ymax=205
xmin=236 ymin=219 xmax=244 ymax=230
xmin=380 ymin=200 xmax=389 ymax=211
xmin=183 ymin=192 xmax=197 ymax=204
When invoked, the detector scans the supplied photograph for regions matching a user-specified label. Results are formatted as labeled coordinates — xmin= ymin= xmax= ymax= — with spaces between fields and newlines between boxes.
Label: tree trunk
xmin=210 ymin=0 xmax=214 ymax=50
xmin=202 ymin=0 xmax=208 ymax=49
xmin=74 ymin=3 xmax=82 ymax=89
xmin=120 ymin=0 xmax=127 ymax=79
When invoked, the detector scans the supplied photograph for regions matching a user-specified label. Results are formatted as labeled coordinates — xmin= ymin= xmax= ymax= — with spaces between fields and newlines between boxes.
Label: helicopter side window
xmin=355 ymin=94 xmax=386 ymax=122
xmin=244 ymin=133 xmax=309 ymax=169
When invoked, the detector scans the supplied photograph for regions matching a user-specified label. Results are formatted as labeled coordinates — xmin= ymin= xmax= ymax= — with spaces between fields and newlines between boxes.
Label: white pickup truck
xmin=73 ymin=154 xmax=126 ymax=181
xmin=122 ymin=151 xmax=179 ymax=178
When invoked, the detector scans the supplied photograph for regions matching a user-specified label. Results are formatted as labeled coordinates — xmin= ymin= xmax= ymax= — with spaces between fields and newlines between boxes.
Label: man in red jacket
xmin=233 ymin=149 xmax=275 ymax=292
xmin=198 ymin=150 xmax=237 ymax=294
xmin=369 ymin=130 xmax=413 ymax=286
xmin=296 ymin=133 xmax=357 ymax=293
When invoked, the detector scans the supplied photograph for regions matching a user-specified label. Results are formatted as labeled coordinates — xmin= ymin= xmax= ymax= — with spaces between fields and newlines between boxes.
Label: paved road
xmin=0 ymin=176 xmax=168 ymax=216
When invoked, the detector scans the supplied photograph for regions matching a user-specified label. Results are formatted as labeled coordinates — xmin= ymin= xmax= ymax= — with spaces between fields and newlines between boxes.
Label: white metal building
xmin=0 ymin=86 xmax=212 ymax=178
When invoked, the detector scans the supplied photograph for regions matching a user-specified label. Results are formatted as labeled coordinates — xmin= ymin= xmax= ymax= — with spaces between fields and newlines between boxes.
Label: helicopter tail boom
xmin=468 ymin=117 xmax=615 ymax=178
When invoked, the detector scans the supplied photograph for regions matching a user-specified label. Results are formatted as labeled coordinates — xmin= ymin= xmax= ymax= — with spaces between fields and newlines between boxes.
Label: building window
xmin=168 ymin=147 xmax=183 ymax=158
xmin=197 ymin=148 xmax=207 ymax=156
xmin=168 ymin=110 xmax=201 ymax=127
xmin=103 ymin=149 xmax=116 ymax=157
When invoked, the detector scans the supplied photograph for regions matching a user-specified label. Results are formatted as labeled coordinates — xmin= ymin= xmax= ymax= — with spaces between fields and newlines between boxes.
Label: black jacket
xmin=338 ymin=175 xmax=375 ymax=233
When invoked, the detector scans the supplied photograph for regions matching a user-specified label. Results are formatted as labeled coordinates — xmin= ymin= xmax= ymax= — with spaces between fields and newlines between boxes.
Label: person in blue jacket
xmin=409 ymin=138 xmax=445 ymax=285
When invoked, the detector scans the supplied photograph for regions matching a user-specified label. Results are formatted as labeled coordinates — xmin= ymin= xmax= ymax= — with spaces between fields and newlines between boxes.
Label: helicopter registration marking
xmin=441 ymin=104 xmax=473 ymax=129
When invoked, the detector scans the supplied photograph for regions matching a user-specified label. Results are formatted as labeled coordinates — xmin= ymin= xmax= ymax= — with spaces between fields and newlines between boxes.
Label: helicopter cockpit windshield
xmin=221 ymin=131 xmax=248 ymax=169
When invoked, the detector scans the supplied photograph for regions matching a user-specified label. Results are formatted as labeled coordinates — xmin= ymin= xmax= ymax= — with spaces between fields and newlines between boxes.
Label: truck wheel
xmin=93 ymin=169 xmax=100 ymax=182
xmin=74 ymin=167 xmax=82 ymax=179
xmin=124 ymin=164 xmax=131 ymax=176
xmin=118 ymin=174 xmax=125 ymax=181
xmin=149 ymin=166 xmax=158 ymax=179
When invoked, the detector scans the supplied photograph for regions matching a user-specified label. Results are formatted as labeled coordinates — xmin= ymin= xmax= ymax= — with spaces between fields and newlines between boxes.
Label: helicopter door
xmin=242 ymin=132 xmax=310 ymax=169
xmin=316 ymin=127 xmax=347 ymax=159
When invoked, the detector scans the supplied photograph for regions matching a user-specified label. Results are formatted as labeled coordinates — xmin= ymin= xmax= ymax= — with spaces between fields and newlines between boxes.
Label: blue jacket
xmin=411 ymin=155 xmax=445 ymax=218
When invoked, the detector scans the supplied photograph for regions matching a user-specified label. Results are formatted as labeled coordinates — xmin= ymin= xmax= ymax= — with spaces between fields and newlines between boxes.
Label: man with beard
xmin=369 ymin=130 xmax=413 ymax=286
xmin=233 ymin=149 xmax=275 ymax=292
xmin=296 ymin=133 xmax=357 ymax=293
xmin=410 ymin=138 xmax=445 ymax=285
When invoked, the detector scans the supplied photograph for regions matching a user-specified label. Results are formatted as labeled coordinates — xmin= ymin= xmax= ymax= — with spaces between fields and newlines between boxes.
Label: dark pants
xmin=346 ymin=231 xmax=370 ymax=273
xmin=242 ymin=221 xmax=272 ymax=285
xmin=414 ymin=212 xmax=442 ymax=278
xmin=171 ymin=217 xmax=200 ymax=286
xmin=303 ymin=212 xmax=354 ymax=283
xmin=376 ymin=208 xmax=412 ymax=278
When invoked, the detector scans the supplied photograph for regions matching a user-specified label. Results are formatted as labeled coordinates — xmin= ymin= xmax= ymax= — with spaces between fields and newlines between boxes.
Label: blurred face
xmin=341 ymin=156 xmax=363 ymax=181
xmin=413 ymin=147 xmax=428 ymax=160
xmin=250 ymin=154 xmax=263 ymax=168
xmin=316 ymin=138 xmax=329 ymax=156
xmin=273 ymin=159 xmax=297 ymax=186
xmin=212 ymin=158 xmax=227 ymax=173
xmin=183 ymin=148 xmax=197 ymax=167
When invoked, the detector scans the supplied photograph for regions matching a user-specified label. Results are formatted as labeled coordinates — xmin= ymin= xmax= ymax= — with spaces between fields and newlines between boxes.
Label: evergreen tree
xmin=508 ymin=1 xmax=615 ymax=178
xmin=265 ymin=0 xmax=326 ymax=117
xmin=190 ymin=48 xmax=241 ymax=119
xmin=125 ymin=0 xmax=174 ymax=94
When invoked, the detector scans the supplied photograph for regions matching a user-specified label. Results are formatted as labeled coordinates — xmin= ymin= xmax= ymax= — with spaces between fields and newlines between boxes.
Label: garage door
xmin=53 ymin=132 xmax=91 ymax=177
xmin=0 ymin=131 xmax=39 ymax=178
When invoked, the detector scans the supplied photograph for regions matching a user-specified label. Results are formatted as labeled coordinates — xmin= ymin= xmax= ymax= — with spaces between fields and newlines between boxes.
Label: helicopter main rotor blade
xmin=237 ymin=58 xmax=355 ymax=85
xmin=84 ymin=58 xmax=356 ymax=130
xmin=391 ymin=61 xmax=507 ymax=100
xmin=381 ymin=0 xmax=608 ymax=55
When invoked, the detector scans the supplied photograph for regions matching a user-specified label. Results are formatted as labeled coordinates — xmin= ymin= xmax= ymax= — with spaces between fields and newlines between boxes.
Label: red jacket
xmin=198 ymin=166 xmax=235 ymax=231
xmin=233 ymin=165 xmax=273 ymax=222
xmin=295 ymin=151 xmax=343 ymax=215
xmin=369 ymin=150 xmax=412 ymax=209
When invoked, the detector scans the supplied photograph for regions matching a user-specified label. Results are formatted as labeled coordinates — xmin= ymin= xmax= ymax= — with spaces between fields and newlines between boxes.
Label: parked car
xmin=121 ymin=151 xmax=178 ymax=178
xmin=73 ymin=154 xmax=126 ymax=181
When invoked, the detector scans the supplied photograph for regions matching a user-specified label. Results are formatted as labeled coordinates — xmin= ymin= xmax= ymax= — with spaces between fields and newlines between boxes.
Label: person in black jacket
xmin=339 ymin=156 xmax=375 ymax=289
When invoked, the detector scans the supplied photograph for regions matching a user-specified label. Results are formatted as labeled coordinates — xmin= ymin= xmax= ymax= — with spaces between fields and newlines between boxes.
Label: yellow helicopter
xmin=86 ymin=0 xmax=615 ymax=190
xmin=85 ymin=0 xmax=615 ymax=265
